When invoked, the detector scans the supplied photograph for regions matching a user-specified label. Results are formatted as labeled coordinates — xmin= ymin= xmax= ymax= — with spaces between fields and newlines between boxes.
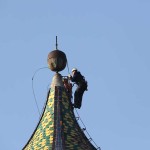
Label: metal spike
xmin=56 ymin=36 xmax=58 ymax=50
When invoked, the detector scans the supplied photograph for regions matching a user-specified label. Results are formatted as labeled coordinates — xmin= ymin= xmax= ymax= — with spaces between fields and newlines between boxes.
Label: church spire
xmin=23 ymin=39 xmax=98 ymax=150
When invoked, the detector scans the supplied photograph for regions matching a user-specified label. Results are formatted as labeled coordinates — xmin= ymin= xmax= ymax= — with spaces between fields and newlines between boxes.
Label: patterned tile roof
xmin=23 ymin=74 xmax=97 ymax=150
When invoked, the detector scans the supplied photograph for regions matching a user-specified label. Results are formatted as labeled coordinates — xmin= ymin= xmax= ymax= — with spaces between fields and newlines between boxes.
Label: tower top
xmin=47 ymin=37 xmax=67 ymax=72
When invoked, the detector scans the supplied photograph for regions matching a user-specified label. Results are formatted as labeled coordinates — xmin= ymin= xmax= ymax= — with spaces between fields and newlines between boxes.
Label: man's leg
xmin=74 ymin=87 xmax=80 ymax=108
xmin=77 ymin=90 xmax=84 ymax=109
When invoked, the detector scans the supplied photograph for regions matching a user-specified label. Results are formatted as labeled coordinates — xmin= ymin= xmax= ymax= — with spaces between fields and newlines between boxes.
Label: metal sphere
xmin=47 ymin=50 xmax=67 ymax=72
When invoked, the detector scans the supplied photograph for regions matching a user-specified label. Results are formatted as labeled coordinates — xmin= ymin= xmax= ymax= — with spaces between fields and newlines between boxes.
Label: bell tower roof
xmin=23 ymin=42 xmax=99 ymax=150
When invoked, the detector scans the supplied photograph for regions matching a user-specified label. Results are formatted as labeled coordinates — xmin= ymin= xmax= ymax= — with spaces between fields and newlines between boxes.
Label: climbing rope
xmin=32 ymin=67 xmax=49 ymax=117
xmin=66 ymin=60 xmax=70 ymax=74
xmin=66 ymin=59 xmax=100 ymax=149
xmin=65 ymin=59 xmax=100 ymax=149
xmin=74 ymin=108 xmax=101 ymax=150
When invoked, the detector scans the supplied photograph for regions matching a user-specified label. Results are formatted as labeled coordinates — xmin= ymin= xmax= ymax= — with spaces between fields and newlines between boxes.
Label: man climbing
xmin=68 ymin=68 xmax=87 ymax=109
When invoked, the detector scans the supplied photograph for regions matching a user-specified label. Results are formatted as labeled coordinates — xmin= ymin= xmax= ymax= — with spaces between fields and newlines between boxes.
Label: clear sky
xmin=0 ymin=0 xmax=150 ymax=150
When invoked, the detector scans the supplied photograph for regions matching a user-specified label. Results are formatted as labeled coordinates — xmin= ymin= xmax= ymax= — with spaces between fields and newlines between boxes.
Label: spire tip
xmin=56 ymin=36 xmax=58 ymax=50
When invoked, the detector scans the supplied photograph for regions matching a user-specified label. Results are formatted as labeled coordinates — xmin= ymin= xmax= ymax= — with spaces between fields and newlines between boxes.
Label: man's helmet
xmin=71 ymin=68 xmax=77 ymax=72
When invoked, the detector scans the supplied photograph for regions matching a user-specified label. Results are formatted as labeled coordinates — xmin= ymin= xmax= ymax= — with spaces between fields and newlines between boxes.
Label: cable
xmin=66 ymin=60 xmax=70 ymax=74
xmin=74 ymin=108 xmax=101 ymax=150
xmin=32 ymin=67 xmax=49 ymax=117
xmin=32 ymin=79 xmax=41 ymax=117
xmin=65 ymin=59 xmax=100 ymax=148
xmin=32 ymin=67 xmax=48 ymax=80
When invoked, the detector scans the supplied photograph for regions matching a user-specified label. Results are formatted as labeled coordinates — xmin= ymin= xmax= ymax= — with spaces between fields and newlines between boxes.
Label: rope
xmin=74 ymin=108 xmax=101 ymax=150
xmin=32 ymin=67 xmax=48 ymax=80
xmin=32 ymin=79 xmax=41 ymax=117
xmin=66 ymin=60 xmax=70 ymax=74
xmin=32 ymin=67 xmax=49 ymax=117
xmin=66 ymin=59 xmax=100 ymax=149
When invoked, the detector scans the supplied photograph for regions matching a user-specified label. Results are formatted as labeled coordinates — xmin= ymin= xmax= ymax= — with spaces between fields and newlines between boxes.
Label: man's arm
xmin=68 ymin=73 xmax=77 ymax=82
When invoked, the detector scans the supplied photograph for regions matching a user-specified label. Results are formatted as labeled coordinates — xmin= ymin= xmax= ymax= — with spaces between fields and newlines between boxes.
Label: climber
xmin=63 ymin=77 xmax=72 ymax=99
xmin=68 ymin=68 xmax=88 ymax=109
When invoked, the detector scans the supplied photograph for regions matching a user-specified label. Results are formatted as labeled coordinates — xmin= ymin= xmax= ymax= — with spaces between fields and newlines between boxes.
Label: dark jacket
xmin=71 ymin=71 xmax=84 ymax=84
xmin=71 ymin=71 xmax=88 ymax=91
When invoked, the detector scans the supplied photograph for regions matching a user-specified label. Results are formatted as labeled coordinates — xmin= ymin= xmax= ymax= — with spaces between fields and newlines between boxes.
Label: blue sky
xmin=0 ymin=0 xmax=150 ymax=150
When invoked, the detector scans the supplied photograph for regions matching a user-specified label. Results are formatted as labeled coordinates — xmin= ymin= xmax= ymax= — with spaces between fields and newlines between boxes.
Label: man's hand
xmin=68 ymin=74 xmax=72 ymax=79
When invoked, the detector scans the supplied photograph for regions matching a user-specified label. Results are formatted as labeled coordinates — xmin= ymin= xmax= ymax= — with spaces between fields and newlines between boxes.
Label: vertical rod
xmin=56 ymin=36 xmax=58 ymax=50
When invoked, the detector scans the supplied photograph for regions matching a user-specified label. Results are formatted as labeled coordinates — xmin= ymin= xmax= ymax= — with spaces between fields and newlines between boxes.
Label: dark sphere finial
xmin=47 ymin=50 xmax=67 ymax=72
